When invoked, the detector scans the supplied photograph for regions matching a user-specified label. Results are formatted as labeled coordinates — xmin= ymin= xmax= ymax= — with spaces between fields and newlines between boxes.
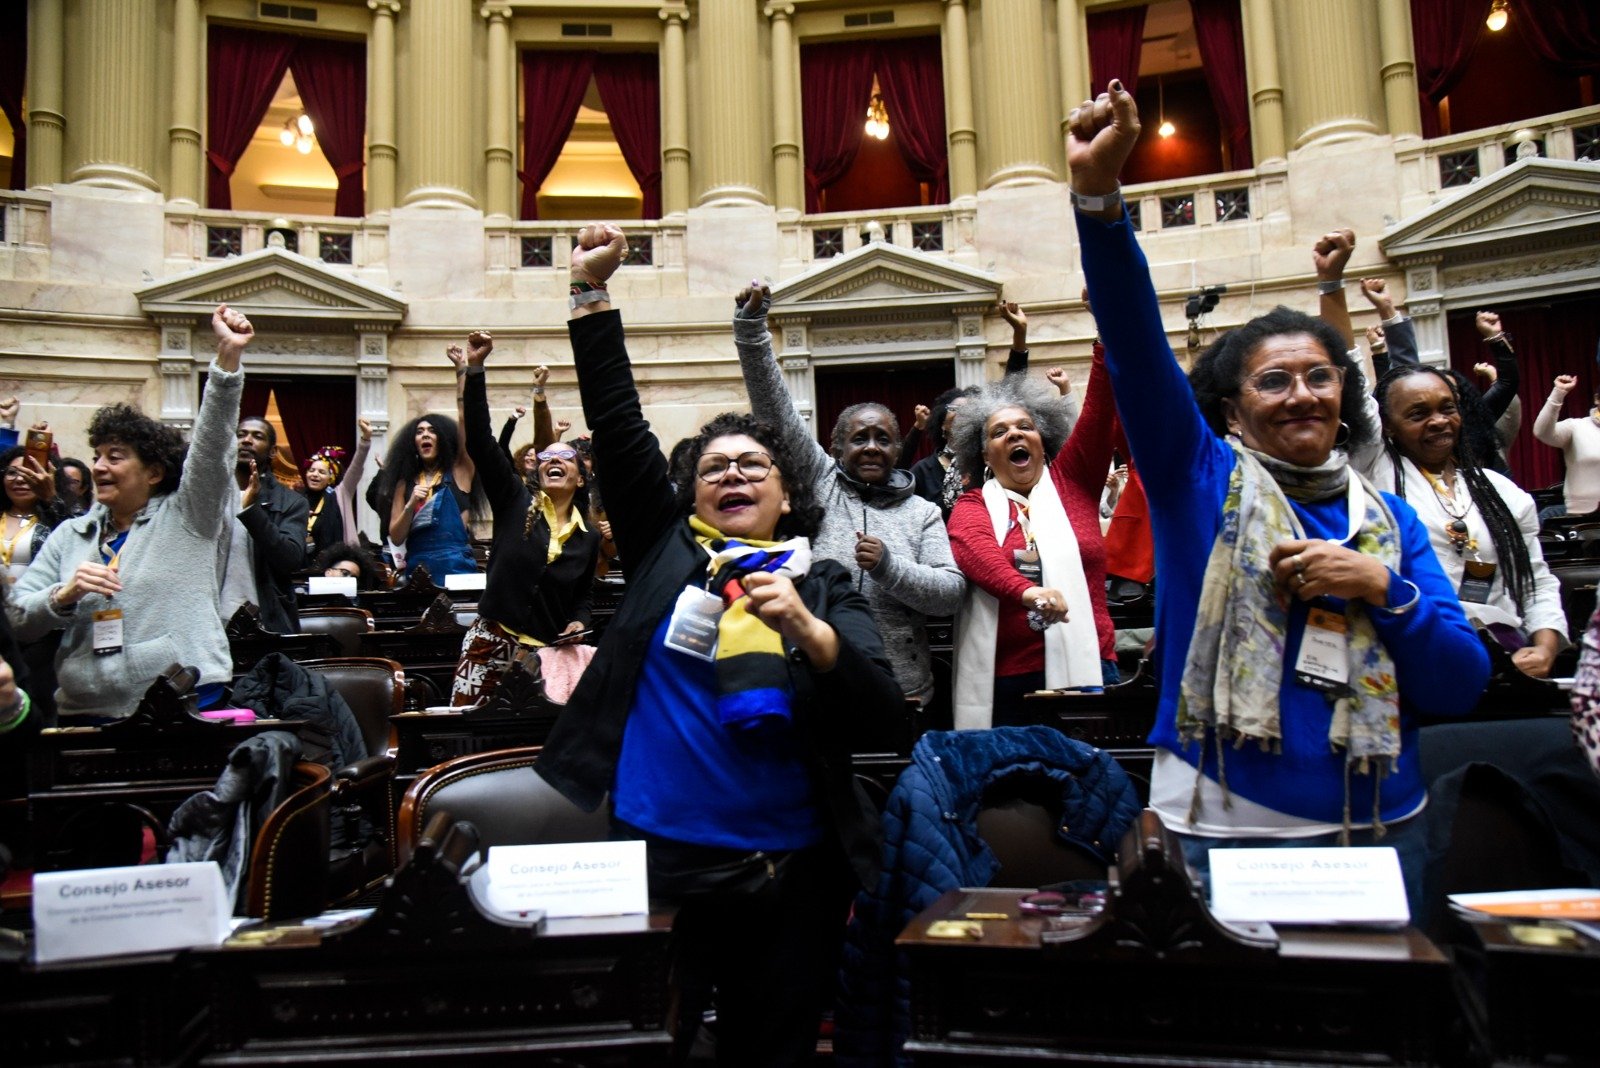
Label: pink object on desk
xmin=199 ymin=708 xmax=258 ymax=724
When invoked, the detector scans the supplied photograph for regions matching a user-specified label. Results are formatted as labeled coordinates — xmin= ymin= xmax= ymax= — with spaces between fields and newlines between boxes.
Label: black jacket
xmin=462 ymin=368 xmax=598 ymax=640
xmin=538 ymin=310 xmax=903 ymax=889
xmin=241 ymin=468 xmax=308 ymax=633
xmin=304 ymin=487 xmax=345 ymax=563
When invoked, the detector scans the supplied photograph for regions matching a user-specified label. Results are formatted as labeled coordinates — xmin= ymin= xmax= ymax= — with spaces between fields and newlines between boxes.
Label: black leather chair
xmin=243 ymin=761 xmax=332 ymax=920
xmin=396 ymin=747 xmax=609 ymax=864
xmin=300 ymin=656 xmax=405 ymax=758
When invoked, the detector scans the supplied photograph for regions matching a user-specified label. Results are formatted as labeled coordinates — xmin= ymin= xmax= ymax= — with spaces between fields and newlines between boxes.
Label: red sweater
xmin=949 ymin=353 xmax=1118 ymax=676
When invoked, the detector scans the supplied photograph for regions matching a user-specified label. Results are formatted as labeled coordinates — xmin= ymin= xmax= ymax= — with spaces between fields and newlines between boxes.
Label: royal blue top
xmin=1077 ymin=209 xmax=1489 ymax=824
xmin=613 ymin=613 xmax=824 ymax=851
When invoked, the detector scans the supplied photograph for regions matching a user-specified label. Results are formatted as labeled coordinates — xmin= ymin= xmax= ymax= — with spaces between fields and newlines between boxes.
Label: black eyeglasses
xmin=695 ymin=451 xmax=776 ymax=483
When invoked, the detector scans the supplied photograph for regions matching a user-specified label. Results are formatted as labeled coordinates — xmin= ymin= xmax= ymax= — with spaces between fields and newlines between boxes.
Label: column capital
xmin=479 ymin=2 xmax=511 ymax=20
xmin=367 ymin=0 xmax=401 ymax=15
xmin=660 ymin=5 xmax=690 ymax=25
xmin=763 ymin=2 xmax=794 ymax=19
xmin=942 ymin=0 xmax=967 ymax=8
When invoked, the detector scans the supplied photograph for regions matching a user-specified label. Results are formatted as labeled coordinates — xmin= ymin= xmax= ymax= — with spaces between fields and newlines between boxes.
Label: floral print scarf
xmin=1178 ymin=439 xmax=1403 ymax=841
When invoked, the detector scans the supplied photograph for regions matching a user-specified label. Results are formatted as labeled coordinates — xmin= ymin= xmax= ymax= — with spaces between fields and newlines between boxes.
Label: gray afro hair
xmin=949 ymin=373 xmax=1072 ymax=484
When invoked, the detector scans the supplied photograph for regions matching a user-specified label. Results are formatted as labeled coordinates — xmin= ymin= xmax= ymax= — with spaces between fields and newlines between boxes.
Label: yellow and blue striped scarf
xmin=688 ymin=516 xmax=812 ymax=733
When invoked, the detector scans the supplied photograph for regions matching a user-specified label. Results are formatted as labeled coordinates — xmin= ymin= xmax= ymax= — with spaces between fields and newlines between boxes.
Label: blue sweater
xmin=1077 ymin=211 xmax=1489 ymax=825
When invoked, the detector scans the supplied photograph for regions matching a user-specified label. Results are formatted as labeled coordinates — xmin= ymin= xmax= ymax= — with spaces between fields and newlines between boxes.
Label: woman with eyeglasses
xmin=539 ymin=225 xmax=901 ymax=1065
xmin=451 ymin=330 xmax=600 ymax=705
xmin=1068 ymin=83 xmax=1486 ymax=917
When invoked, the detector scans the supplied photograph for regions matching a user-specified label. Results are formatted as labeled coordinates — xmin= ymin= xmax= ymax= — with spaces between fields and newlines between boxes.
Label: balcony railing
xmin=1121 ymin=167 xmax=1285 ymax=238
xmin=0 ymin=190 xmax=51 ymax=252
xmin=164 ymin=208 xmax=387 ymax=271
xmin=1396 ymin=104 xmax=1600 ymax=209
xmin=785 ymin=202 xmax=976 ymax=268
xmin=484 ymin=219 xmax=686 ymax=274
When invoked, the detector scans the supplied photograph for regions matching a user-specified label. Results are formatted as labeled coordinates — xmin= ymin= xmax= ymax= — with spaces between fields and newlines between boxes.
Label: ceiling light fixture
xmin=280 ymin=111 xmax=316 ymax=155
xmin=864 ymin=77 xmax=890 ymax=141
xmin=1486 ymin=0 xmax=1509 ymax=32
xmin=1157 ymin=77 xmax=1175 ymax=138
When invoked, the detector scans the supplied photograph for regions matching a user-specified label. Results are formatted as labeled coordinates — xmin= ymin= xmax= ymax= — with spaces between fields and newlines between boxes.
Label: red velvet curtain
xmin=801 ymin=40 xmax=877 ymax=214
xmin=272 ymin=377 xmax=357 ymax=475
xmin=1190 ymin=0 xmax=1252 ymax=170
xmin=1447 ymin=295 xmax=1600 ymax=491
xmin=872 ymin=36 xmax=949 ymax=205
xmin=1409 ymin=0 xmax=1493 ymax=137
xmin=1511 ymin=0 xmax=1600 ymax=77
xmin=206 ymin=26 xmax=298 ymax=210
xmin=1 ymin=1 xmax=25 ymax=190
xmin=813 ymin=363 xmax=955 ymax=454
xmin=1087 ymin=5 xmax=1148 ymax=99
xmin=518 ymin=50 xmax=596 ymax=220
xmin=592 ymin=53 xmax=662 ymax=219
xmin=289 ymin=37 xmax=367 ymax=218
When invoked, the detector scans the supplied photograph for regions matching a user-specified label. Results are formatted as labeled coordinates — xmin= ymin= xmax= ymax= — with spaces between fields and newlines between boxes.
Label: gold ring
xmin=1293 ymin=555 xmax=1306 ymax=574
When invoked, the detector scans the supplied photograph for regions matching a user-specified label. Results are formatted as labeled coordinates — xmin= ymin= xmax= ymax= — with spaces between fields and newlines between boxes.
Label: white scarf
xmin=953 ymin=473 xmax=1103 ymax=729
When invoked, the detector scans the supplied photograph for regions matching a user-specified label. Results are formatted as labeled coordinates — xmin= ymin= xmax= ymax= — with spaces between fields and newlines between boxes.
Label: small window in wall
xmin=801 ymin=36 xmax=950 ymax=214
xmin=1089 ymin=1 xmax=1252 ymax=185
xmin=520 ymin=52 xmax=660 ymax=220
xmin=1419 ymin=4 xmax=1593 ymax=138
xmin=231 ymin=69 xmax=339 ymax=216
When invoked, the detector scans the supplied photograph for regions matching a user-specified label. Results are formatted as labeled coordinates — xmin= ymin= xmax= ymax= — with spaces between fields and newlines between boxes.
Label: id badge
xmin=92 ymin=608 xmax=124 ymax=656
xmin=1293 ymin=606 xmax=1349 ymax=693
xmin=664 ymin=586 xmax=724 ymax=662
xmin=1458 ymin=559 xmax=1496 ymax=604
xmin=1013 ymin=548 xmax=1042 ymax=584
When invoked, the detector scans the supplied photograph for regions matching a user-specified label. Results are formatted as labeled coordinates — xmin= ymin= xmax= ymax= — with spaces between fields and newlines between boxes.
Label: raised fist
xmin=571 ymin=224 xmax=627 ymax=288
xmin=0 ymin=396 xmax=18 ymax=426
xmin=212 ymin=303 xmax=255 ymax=355
xmin=555 ymin=418 xmax=572 ymax=435
xmin=444 ymin=344 xmax=465 ymax=370
xmin=1358 ymin=277 xmax=1393 ymax=317
xmin=735 ymin=282 xmax=771 ymax=320
xmin=532 ymin=365 xmax=549 ymax=389
xmin=1555 ymin=374 xmax=1578 ymax=394
xmin=997 ymin=300 xmax=1028 ymax=331
xmin=466 ymin=330 xmax=493 ymax=365
xmin=1046 ymin=367 xmax=1072 ymax=396
xmin=358 ymin=417 xmax=373 ymax=442
xmin=1312 ymin=230 xmax=1356 ymax=280
xmin=1066 ymin=80 xmax=1141 ymax=201
xmin=1365 ymin=324 xmax=1387 ymax=350
xmin=1473 ymin=362 xmax=1497 ymax=384
xmin=913 ymin=404 xmax=930 ymax=431
xmin=1476 ymin=311 xmax=1502 ymax=338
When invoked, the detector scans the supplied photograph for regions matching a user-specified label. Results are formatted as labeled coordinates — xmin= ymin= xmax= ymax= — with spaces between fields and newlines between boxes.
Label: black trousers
xmin=635 ymin=830 xmax=856 ymax=1067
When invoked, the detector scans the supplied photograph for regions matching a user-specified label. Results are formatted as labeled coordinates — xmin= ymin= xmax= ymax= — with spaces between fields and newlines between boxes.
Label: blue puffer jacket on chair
xmin=833 ymin=726 xmax=1141 ymax=1067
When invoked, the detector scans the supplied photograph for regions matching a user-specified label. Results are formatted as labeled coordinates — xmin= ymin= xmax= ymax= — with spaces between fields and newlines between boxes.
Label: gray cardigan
xmin=12 ymin=363 xmax=243 ymax=719
xmin=733 ymin=306 xmax=965 ymax=702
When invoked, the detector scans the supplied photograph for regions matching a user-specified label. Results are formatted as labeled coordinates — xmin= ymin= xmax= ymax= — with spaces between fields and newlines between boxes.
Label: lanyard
xmin=0 ymin=514 xmax=36 ymax=567
xmin=101 ymin=528 xmax=129 ymax=569
xmin=1004 ymin=489 xmax=1036 ymax=550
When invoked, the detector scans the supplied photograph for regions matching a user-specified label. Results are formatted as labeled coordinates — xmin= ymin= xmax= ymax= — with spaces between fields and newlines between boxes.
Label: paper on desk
xmin=1448 ymin=889 xmax=1600 ymax=920
xmin=1208 ymin=847 xmax=1409 ymax=926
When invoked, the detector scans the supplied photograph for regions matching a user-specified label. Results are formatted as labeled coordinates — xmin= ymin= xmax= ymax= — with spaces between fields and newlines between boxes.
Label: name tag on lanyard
xmin=1292 ymin=476 xmax=1365 ymax=694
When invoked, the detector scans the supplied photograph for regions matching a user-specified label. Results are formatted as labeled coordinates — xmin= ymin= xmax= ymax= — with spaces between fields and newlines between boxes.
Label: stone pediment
xmin=770 ymin=240 xmax=1000 ymax=319
xmin=136 ymin=247 xmax=406 ymax=327
xmin=1380 ymin=157 xmax=1600 ymax=264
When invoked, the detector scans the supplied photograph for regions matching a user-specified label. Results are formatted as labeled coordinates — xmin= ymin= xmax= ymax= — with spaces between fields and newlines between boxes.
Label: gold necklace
xmin=1420 ymin=465 xmax=1474 ymax=556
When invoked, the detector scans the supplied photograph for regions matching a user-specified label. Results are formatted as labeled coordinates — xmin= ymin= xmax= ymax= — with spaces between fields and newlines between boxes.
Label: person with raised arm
xmin=538 ymin=224 xmax=901 ymax=1066
xmin=379 ymin=360 xmax=481 ymax=579
xmin=12 ymin=306 xmax=258 ymax=719
xmin=1534 ymin=371 xmax=1600 ymax=521
xmin=732 ymin=282 xmax=964 ymax=708
xmin=1068 ymin=81 xmax=1487 ymax=917
xmin=451 ymin=329 xmax=599 ymax=705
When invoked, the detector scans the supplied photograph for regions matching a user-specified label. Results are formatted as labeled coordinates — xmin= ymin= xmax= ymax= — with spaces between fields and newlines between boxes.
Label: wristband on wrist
xmin=1316 ymin=279 xmax=1346 ymax=295
xmin=1068 ymin=185 xmax=1123 ymax=214
xmin=569 ymin=280 xmax=601 ymax=294
xmin=0 ymin=690 xmax=29 ymax=735
xmin=569 ymin=289 xmax=610 ymax=311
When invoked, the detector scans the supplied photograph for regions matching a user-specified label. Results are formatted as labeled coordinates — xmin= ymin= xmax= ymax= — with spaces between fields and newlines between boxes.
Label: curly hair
xmin=1187 ymin=305 xmax=1374 ymax=452
xmin=0 ymin=445 xmax=71 ymax=510
xmin=830 ymin=402 xmax=901 ymax=453
xmin=670 ymin=412 xmax=825 ymax=539
xmin=1374 ymin=364 xmax=1534 ymax=614
xmin=376 ymin=413 xmax=486 ymax=518
xmin=948 ymin=374 xmax=1074 ymax=485
xmin=88 ymin=403 xmax=186 ymax=496
xmin=312 ymin=541 xmax=387 ymax=590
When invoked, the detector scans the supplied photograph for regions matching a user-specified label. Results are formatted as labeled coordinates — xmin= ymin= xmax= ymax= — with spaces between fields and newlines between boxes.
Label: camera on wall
xmin=1185 ymin=285 xmax=1226 ymax=322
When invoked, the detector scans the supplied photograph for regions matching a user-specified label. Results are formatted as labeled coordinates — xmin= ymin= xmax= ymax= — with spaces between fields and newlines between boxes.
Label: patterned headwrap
xmin=306 ymin=445 xmax=347 ymax=484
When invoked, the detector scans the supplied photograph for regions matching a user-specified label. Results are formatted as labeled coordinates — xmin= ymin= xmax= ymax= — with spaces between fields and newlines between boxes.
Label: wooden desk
xmin=899 ymin=887 xmax=1463 ymax=1066
xmin=1454 ymin=915 xmax=1600 ymax=1065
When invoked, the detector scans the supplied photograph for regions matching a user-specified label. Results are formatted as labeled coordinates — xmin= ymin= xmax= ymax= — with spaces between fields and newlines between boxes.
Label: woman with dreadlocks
xmin=450 ymin=329 xmax=599 ymax=705
xmin=1362 ymin=364 xmax=1565 ymax=677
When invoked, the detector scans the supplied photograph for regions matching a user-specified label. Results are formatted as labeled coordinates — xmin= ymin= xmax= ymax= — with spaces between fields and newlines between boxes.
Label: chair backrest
xmin=244 ymin=761 xmax=332 ymax=920
xmin=299 ymin=657 xmax=405 ymax=757
xmin=977 ymin=794 xmax=1110 ymax=887
xmin=396 ymin=747 xmax=610 ymax=863
xmin=298 ymin=607 xmax=376 ymax=659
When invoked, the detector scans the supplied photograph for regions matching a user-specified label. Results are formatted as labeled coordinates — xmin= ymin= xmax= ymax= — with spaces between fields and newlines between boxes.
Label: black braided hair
xmin=1374 ymin=364 xmax=1533 ymax=614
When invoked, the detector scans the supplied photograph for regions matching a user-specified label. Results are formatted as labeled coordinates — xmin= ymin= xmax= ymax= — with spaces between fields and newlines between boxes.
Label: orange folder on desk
xmin=1449 ymin=889 xmax=1600 ymax=920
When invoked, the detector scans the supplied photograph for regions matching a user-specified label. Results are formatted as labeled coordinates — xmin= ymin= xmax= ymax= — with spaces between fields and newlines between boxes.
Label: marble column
xmin=400 ymin=0 xmax=477 ymax=209
xmin=1241 ymin=0 xmax=1286 ymax=164
xmin=978 ymin=0 xmax=1057 ymax=187
xmin=367 ymin=0 xmax=401 ymax=213
xmin=167 ymin=0 xmax=202 ymax=204
xmin=765 ymin=3 xmax=802 ymax=214
xmin=1055 ymin=0 xmax=1091 ymax=120
xmin=660 ymin=6 xmax=691 ymax=217
xmin=69 ymin=0 xmax=160 ymax=190
xmin=1279 ymin=0 xmax=1382 ymax=149
xmin=943 ymin=0 xmax=978 ymax=201
xmin=1376 ymin=0 xmax=1421 ymax=139
xmin=694 ymin=0 xmax=768 ymax=207
xmin=481 ymin=3 xmax=516 ymax=218
xmin=25 ymin=0 xmax=64 ymax=187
